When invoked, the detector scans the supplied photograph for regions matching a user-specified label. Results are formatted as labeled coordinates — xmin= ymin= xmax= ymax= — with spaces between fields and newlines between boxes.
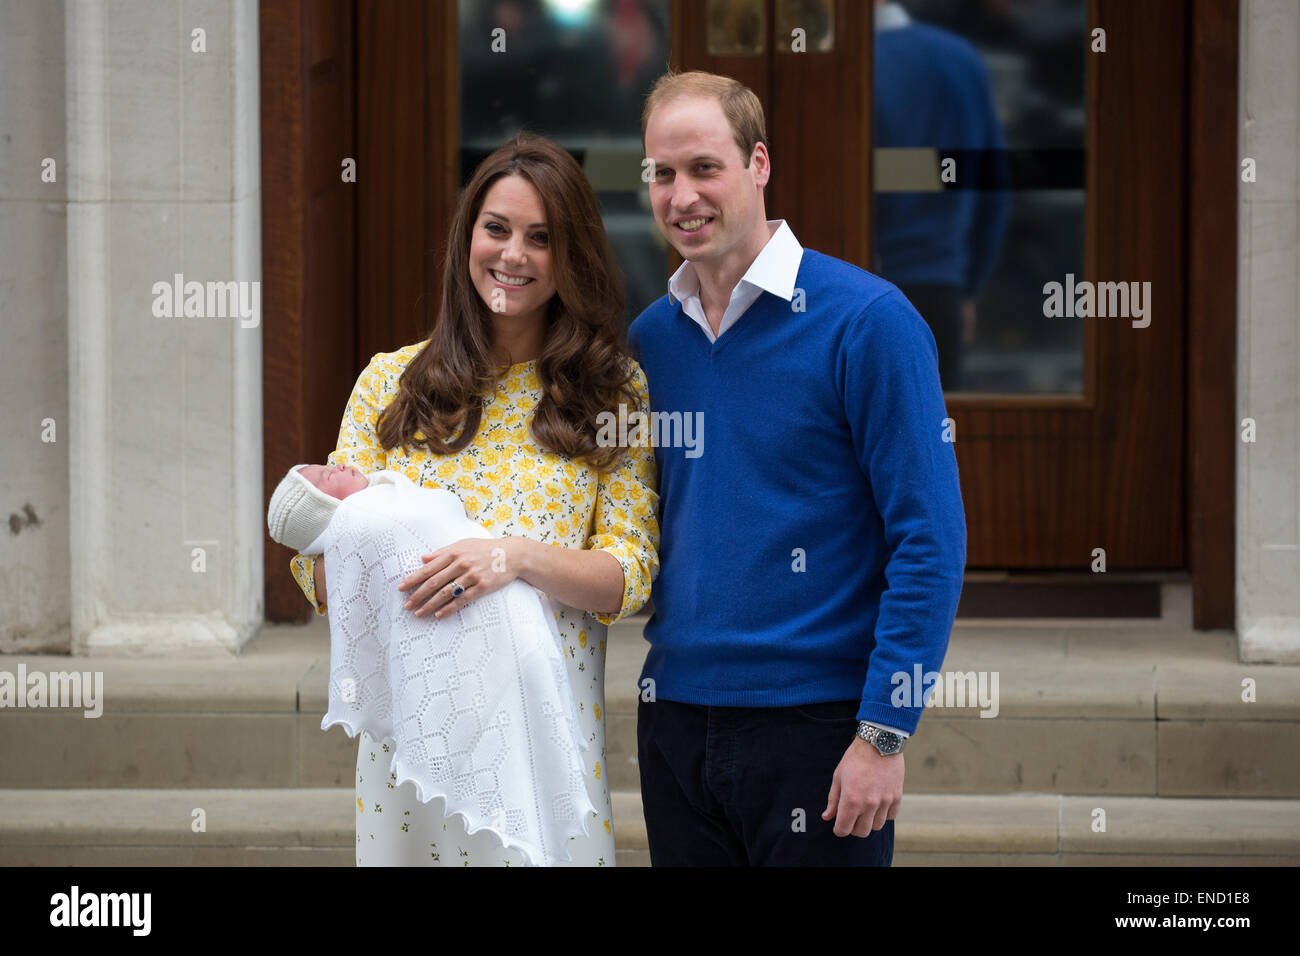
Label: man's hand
xmin=822 ymin=737 xmax=903 ymax=837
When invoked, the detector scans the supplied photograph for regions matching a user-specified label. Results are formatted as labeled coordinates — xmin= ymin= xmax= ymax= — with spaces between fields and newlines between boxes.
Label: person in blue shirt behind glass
xmin=873 ymin=0 xmax=1013 ymax=391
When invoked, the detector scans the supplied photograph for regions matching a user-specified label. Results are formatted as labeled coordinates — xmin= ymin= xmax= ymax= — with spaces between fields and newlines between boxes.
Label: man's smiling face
xmin=644 ymin=95 xmax=770 ymax=265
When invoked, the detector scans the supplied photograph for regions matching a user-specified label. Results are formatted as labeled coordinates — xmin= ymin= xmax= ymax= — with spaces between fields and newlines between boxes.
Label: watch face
xmin=877 ymin=732 xmax=901 ymax=753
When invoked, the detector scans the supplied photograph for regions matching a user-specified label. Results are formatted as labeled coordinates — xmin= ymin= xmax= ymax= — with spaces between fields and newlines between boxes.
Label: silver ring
xmin=450 ymin=581 xmax=465 ymax=598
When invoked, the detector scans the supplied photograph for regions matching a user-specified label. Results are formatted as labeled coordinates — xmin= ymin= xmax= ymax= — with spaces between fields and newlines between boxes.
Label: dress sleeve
xmin=290 ymin=553 xmax=326 ymax=615
xmin=287 ymin=353 xmax=392 ymax=614
xmin=587 ymin=363 xmax=661 ymax=626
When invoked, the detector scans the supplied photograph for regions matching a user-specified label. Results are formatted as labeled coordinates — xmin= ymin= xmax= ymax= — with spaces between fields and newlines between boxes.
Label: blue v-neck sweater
xmin=627 ymin=249 xmax=966 ymax=734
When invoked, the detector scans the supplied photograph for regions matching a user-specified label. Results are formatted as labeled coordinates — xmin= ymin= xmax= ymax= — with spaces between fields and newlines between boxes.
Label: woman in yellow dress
xmin=288 ymin=133 xmax=659 ymax=866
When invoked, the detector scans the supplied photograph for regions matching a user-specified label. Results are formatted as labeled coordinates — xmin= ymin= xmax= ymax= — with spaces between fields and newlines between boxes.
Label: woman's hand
xmin=397 ymin=537 xmax=519 ymax=619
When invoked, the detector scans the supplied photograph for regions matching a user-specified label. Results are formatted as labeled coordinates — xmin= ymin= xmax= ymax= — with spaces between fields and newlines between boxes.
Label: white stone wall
xmin=0 ymin=0 xmax=70 ymax=652
xmin=1 ymin=0 xmax=263 ymax=655
xmin=1238 ymin=0 xmax=1300 ymax=662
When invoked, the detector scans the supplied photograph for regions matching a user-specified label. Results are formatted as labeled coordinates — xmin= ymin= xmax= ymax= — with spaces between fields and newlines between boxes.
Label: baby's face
xmin=300 ymin=463 xmax=369 ymax=500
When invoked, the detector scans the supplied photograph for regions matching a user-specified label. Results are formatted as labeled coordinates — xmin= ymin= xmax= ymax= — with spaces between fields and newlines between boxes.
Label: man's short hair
xmin=641 ymin=69 xmax=768 ymax=168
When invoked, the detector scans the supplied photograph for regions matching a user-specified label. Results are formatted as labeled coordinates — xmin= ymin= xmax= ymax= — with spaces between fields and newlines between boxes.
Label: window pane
xmin=459 ymin=0 xmax=671 ymax=328
xmin=873 ymin=0 xmax=1087 ymax=394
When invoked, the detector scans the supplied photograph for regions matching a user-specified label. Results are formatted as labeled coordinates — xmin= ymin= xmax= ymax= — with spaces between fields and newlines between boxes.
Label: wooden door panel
xmin=261 ymin=0 xmax=356 ymax=622
xmin=355 ymin=1 xmax=459 ymax=364
xmin=951 ymin=0 xmax=1187 ymax=569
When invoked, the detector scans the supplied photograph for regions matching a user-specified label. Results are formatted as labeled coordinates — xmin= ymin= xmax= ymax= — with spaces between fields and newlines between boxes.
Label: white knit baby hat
xmin=267 ymin=465 xmax=342 ymax=553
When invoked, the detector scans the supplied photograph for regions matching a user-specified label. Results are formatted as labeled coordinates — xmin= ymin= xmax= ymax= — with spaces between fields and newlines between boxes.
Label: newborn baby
xmin=299 ymin=462 xmax=368 ymax=502
xmin=266 ymin=462 xmax=596 ymax=866
xmin=265 ymin=463 xmax=370 ymax=556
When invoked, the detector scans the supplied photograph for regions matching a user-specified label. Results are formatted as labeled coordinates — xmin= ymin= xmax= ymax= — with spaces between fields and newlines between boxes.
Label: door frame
xmin=1185 ymin=0 xmax=1237 ymax=628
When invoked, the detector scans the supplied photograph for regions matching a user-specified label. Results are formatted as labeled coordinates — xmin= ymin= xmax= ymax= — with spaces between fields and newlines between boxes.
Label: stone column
xmin=0 ymin=0 xmax=70 ymax=653
xmin=65 ymin=0 xmax=263 ymax=655
xmin=1237 ymin=0 xmax=1300 ymax=663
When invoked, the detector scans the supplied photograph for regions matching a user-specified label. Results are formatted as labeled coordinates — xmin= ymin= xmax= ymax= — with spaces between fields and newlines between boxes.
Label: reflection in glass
xmin=706 ymin=0 xmax=766 ymax=56
xmin=873 ymin=0 xmax=1087 ymax=395
xmin=459 ymin=0 xmax=671 ymax=327
xmin=776 ymin=0 xmax=834 ymax=53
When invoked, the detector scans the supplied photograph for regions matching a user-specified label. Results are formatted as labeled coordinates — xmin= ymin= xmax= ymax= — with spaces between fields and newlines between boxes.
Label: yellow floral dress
xmin=290 ymin=340 xmax=659 ymax=866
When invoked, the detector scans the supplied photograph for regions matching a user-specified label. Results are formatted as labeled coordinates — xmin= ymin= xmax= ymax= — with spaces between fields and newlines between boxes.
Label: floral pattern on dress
xmin=290 ymin=340 xmax=658 ymax=626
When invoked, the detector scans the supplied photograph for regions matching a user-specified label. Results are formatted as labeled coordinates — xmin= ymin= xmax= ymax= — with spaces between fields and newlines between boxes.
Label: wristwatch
xmin=856 ymin=721 xmax=905 ymax=756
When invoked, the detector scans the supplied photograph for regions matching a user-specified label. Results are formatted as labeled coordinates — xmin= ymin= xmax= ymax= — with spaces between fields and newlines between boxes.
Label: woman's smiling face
xmin=469 ymin=174 xmax=558 ymax=329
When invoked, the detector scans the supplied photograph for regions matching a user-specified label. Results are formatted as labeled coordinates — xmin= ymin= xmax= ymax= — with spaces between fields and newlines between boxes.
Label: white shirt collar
xmin=667 ymin=219 xmax=803 ymax=308
xmin=875 ymin=2 xmax=911 ymax=31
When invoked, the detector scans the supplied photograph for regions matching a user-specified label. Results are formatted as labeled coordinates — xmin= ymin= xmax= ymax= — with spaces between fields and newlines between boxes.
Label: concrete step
xmin=0 ymin=788 xmax=355 ymax=866
xmin=613 ymin=789 xmax=1300 ymax=866
xmin=604 ymin=617 xmax=1300 ymax=798
xmin=0 ymin=787 xmax=648 ymax=867
xmin=3 ymin=615 xmax=1298 ymax=798
xmin=0 ymin=620 xmax=359 ymax=791
xmin=3 ymin=787 xmax=1296 ymax=866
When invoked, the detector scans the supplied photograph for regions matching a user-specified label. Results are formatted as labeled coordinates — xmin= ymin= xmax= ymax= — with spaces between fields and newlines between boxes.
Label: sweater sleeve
xmin=290 ymin=553 xmax=326 ymax=615
xmin=840 ymin=288 xmax=967 ymax=734
xmin=287 ymin=354 xmax=392 ymax=615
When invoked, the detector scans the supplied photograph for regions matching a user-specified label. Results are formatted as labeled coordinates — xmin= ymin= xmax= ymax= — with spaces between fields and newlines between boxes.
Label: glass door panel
xmin=873 ymin=0 xmax=1087 ymax=395
xmin=458 ymin=0 xmax=672 ymax=327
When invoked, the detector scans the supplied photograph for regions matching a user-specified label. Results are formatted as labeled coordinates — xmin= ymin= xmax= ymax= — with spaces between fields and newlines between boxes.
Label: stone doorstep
xmin=4 ymin=619 xmax=1300 ymax=797
xmin=601 ymin=714 xmax=1300 ymax=798
xmin=606 ymin=620 xmax=1300 ymax=721
xmin=0 ymin=788 xmax=353 ymax=847
xmin=6 ymin=709 xmax=1295 ymax=798
xmin=1 ymin=790 xmax=1297 ymax=861
xmin=1 ymin=616 xmax=1295 ymax=721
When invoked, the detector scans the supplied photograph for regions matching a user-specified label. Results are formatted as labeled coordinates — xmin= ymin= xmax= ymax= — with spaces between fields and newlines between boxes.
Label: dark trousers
xmin=897 ymin=283 xmax=963 ymax=392
xmin=637 ymin=697 xmax=895 ymax=866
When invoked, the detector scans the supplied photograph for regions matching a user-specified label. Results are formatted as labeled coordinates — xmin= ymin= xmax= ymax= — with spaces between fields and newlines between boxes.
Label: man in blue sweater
xmin=629 ymin=69 xmax=967 ymax=866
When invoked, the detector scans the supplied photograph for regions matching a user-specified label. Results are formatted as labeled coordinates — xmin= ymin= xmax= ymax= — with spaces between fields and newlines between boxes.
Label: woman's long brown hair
xmin=375 ymin=133 xmax=640 ymax=470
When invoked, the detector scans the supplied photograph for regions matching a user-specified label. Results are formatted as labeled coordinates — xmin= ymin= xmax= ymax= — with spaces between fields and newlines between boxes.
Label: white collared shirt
xmin=667 ymin=219 xmax=804 ymax=343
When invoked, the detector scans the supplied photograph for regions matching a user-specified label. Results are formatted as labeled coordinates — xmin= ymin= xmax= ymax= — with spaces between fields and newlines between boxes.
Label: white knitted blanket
xmin=304 ymin=470 xmax=596 ymax=866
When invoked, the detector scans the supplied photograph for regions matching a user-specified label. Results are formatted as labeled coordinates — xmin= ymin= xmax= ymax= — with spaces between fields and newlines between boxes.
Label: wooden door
xmin=671 ymin=0 xmax=1222 ymax=588
xmin=262 ymin=0 xmax=1234 ymax=625
xmin=261 ymin=0 xmax=357 ymax=622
